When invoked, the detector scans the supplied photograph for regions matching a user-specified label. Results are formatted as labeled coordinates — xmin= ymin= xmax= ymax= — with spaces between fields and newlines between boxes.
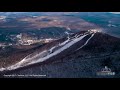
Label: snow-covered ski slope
xmin=0 ymin=30 xmax=98 ymax=71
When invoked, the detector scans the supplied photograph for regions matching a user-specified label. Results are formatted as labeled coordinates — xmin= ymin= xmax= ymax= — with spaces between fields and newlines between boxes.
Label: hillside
xmin=0 ymin=30 xmax=120 ymax=78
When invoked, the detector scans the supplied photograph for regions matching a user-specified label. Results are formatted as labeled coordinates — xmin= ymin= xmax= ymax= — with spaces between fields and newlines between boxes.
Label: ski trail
xmin=28 ymin=34 xmax=89 ymax=65
xmin=75 ymin=33 xmax=95 ymax=51
xmin=0 ymin=50 xmax=48 ymax=71
xmin=59 ymin=36 xmax=70 ymax=46
xmin=0 ymin=33 xmax=89 ymax=71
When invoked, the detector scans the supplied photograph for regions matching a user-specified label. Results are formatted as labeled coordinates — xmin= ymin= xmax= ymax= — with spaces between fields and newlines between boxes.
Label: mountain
xmin=0 ymin=30 xmax=120 ymax=78
xmin=0 ymin=12 xmax=120 ymax=78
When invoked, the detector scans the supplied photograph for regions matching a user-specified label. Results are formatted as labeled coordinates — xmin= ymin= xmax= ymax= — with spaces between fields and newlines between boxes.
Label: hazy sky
xmin=110 ymin=12 xmax=120 ymax=14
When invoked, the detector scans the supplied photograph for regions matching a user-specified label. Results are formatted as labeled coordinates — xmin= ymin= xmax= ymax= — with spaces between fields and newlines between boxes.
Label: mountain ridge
xmin=0 ymin=30 xmax=120 ymax=78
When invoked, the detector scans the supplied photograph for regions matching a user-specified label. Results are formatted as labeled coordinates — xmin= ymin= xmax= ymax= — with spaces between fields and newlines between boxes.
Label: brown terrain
xmin=0 ymin=16 xmax=100 ymax=31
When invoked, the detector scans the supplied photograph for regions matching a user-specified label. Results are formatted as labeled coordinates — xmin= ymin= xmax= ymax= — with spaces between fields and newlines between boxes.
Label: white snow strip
xmin=49 ymin=46 xmax=58 ymax=53
xmin=0 ymin=50 xmax=48 ymax=71
xmin=76 ymin=33 xmax=95 ymax=51
xmin=59 ymin=37 xmax=70 ymax=46
xmin=0 ymin=33 xmax=89 ymax=71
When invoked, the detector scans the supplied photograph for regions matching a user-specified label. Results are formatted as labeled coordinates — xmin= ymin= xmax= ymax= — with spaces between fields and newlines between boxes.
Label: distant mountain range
xmin=0 ymin=12 xmax=120 ymax=37
xmin=0 ymin=12 xmax=79 ymax=17
xmin=0 ymin=12 xmax=117 ymax=16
